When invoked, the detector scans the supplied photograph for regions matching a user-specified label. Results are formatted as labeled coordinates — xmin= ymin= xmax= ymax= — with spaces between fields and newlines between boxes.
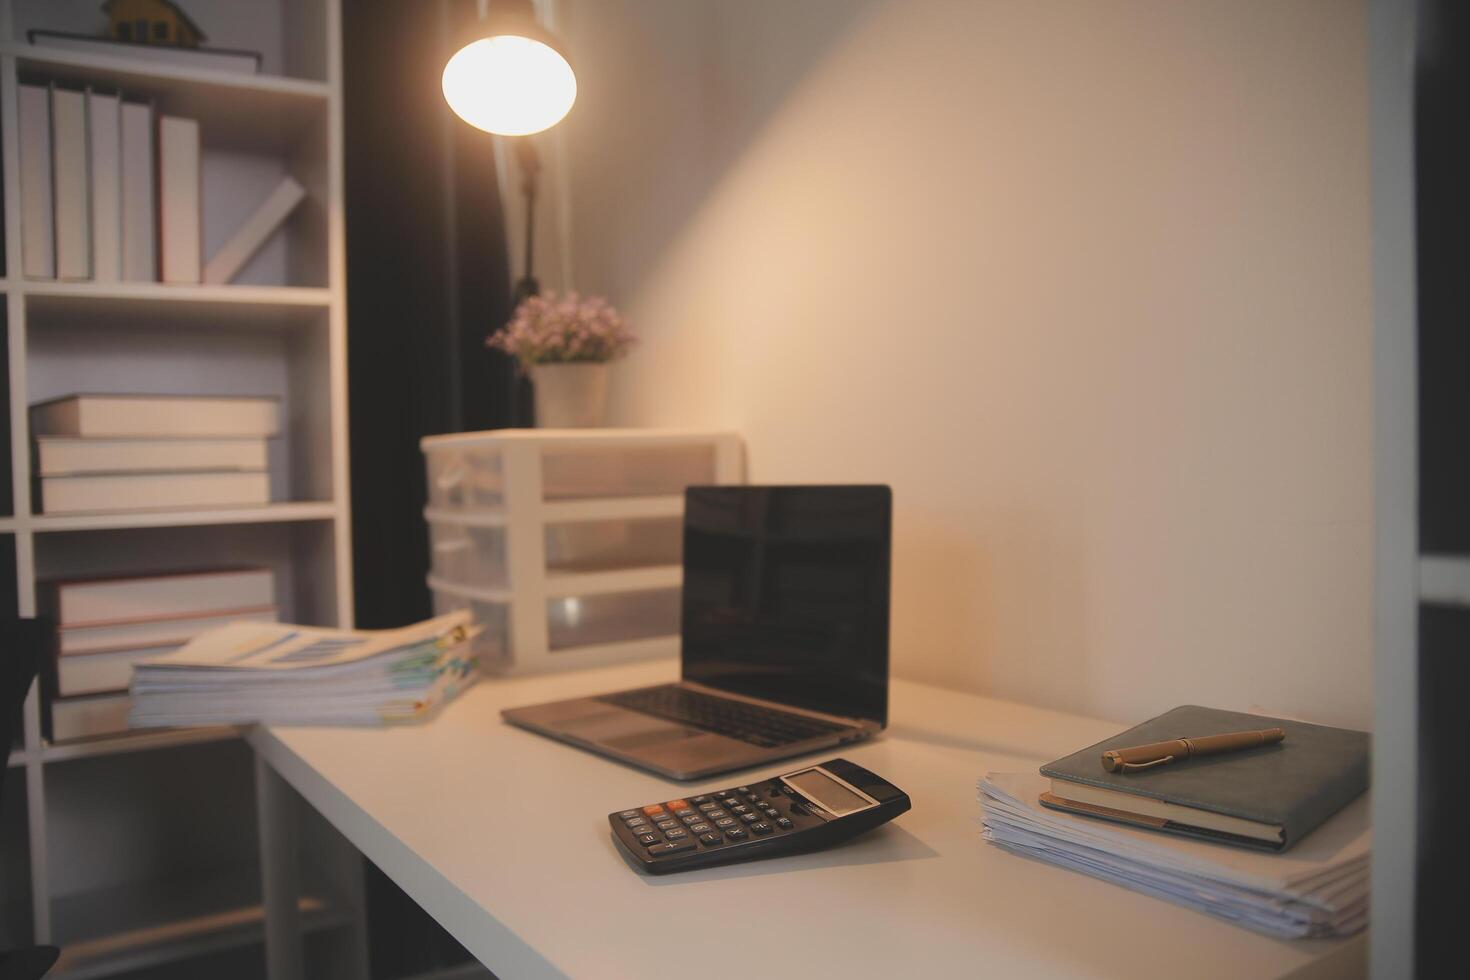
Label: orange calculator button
xmin=666 ymin=799 xmax=690 ymax=812
xmin=642 ymin=804 xmax=666 ymax=817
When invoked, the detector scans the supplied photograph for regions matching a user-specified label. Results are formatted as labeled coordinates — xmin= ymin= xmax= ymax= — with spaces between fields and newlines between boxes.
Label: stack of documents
xmin=130 ymin=613 xmax=480 ymax=728
xmin=978 ymin=773 xmax=1369 ymax=939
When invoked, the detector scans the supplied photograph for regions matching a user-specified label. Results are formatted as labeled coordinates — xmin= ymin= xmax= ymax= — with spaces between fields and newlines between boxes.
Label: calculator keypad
xmin=612 ymin=778 xmax=817 ymax=862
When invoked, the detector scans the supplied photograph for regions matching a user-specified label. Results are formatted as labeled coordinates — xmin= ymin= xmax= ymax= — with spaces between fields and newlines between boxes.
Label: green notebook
xmin=1039 ymin=705 xmax=1369 ymax=851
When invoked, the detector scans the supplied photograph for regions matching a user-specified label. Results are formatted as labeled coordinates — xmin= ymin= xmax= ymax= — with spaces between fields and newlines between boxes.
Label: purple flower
xmin=486 ymin=291 xmax=637 ymax=367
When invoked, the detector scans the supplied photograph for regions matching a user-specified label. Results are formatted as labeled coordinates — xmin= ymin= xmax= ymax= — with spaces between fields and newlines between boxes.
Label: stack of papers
xmin=978 ymin=773 xmax=1369 ymax=939
xmin=130 ymin=612 xmax=480 ymax=728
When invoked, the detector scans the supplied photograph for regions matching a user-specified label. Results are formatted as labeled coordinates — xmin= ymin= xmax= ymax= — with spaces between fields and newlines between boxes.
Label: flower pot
xmin=530 ymin=362 xmax=610 ymax=428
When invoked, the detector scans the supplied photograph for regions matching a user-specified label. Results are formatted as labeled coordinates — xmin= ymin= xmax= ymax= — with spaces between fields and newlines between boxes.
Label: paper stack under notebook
xmin=978 ymin=705 xmax=1371 ymax=939
xmin=129 ymin=613 xmax=480 ymax=729
xmin=41 ymin=568 xmax=278 ymax=742
xmin=31 ymin=394 xmax=279 ymax=514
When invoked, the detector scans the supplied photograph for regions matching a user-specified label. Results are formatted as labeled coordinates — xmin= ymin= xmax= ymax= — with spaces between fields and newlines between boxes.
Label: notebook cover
xmin=1039 ymin=705 xmax=1369 ymax=850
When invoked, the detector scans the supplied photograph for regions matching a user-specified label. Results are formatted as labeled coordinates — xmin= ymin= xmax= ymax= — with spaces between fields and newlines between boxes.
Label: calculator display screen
xmin=785 ymin=769 xmax=872 ymax=816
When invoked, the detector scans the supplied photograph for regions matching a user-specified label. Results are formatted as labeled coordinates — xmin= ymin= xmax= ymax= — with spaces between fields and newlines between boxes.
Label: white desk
xmin=248 ymin=660 xmax=1362 ymax=979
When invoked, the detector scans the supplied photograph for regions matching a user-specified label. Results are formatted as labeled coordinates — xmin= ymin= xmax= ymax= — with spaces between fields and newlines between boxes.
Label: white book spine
xmin=58 ymin=644 xmax=177 ymax=696
xmin=18 ymin=84 xmax=55 ymax=279
xmin=60 ymin=605 xmax=279 ymax=655
xmin=53 ymin=569 xmax=277 ymax=626
xmin=36 ymin=437 xmax=269 ymax=477
xmin=48 ymin=694 xmax=132 ymax=741
xmin=158 ymin=115 xmax=201 ymax=284
xmin=51 ymin=85 xmax=92 ymax=280
xmin=204 ymin=175 xmax=306 ymax=284
xmin=39 ymin=471 xmax=270 ymax=515
xmin=120 ymin=101 xmax=157 ymax=281
xmin=87 ymin=89 xmax=123 ymax=282
xmin=32 ymin=396 xmax=280 ymax=438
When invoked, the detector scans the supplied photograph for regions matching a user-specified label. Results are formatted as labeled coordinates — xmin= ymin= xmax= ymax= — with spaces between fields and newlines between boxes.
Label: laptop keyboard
xmin=596 ymin=686 xmax=850 ymax=748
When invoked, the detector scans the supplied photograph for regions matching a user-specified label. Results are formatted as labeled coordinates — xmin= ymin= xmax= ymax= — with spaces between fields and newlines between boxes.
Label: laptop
xmin=502 ymin=485 xmax=892 ymax=780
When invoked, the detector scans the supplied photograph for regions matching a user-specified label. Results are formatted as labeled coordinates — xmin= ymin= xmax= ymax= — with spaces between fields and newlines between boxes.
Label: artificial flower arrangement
xmin=486 ymin=291 xmax=636 ymax=368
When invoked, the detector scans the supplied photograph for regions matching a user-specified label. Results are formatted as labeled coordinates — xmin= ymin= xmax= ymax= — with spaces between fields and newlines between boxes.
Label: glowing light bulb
xmin=442 ymin=35 xmax=577 ymax=136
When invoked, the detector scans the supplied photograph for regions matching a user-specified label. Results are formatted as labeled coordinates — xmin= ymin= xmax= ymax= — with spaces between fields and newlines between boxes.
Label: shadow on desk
xmin=611 ymin=824 xmax=939 ymax=886
xmin=883 ymin=722 xmax=1050 ymax=762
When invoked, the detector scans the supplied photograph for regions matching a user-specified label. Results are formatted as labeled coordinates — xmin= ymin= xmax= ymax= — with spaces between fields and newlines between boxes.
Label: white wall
xmin=558 ymin=0 xmax=1373 ymax=728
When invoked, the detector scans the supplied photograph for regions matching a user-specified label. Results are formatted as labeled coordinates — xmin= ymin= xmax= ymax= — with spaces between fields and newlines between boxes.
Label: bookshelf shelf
xmin=5 ymin=43 xmax=328 ymax=154
xmin=24 ymin=282 xmax=332 ymax=327
xmin=50 ymin=863 xmax=348 ymax=980
xmin=0 ymin=0 xmax=361 ymax=971
xmin=39 ymin=726 xmax=242 ymax=764
xmin=27 ymin=501 xmax=338 ymax=533
xmin=5 ymin=42 xmax=331 ymax=94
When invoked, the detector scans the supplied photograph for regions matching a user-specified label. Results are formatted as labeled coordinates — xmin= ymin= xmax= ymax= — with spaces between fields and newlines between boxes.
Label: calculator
xmin=608 ymin=758 xmax=911 ymax=874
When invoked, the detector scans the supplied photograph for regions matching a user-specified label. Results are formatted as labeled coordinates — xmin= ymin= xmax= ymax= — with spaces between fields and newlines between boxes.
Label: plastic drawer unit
xmin=422 ymin=428 xmax=742 ymax=674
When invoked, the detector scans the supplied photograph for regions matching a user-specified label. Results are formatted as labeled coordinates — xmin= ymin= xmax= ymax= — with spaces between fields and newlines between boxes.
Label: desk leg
xmin=256 ymin=754 xmax=304 ymax=980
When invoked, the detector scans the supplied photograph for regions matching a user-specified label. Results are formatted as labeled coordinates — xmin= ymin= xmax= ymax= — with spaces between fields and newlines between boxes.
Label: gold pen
xmin=1101 ymin=727 xmax=1286 ymax=773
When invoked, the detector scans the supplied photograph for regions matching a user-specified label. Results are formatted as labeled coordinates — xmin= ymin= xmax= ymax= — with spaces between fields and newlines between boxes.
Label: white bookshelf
xmin=0 ymin=2 xmax=360 ymax=977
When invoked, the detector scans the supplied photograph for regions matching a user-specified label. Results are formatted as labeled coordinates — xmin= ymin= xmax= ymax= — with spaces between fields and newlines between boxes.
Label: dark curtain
xmin=1418 ymin=0 xmax=1470 ymax=553
xmin=342 ymin=4 xmax=518 ymax=974
xmin=1415 ymin=0 xmax=1469 ymax=975
xmin=344 ymin=0 xmax=519 ymax=633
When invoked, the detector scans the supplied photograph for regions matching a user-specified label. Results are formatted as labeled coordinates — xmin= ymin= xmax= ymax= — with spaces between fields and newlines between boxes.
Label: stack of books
xmin=31 ymin=394 xmax=279 ymax=514
xmin=978 ymin=706 xmax=1371 ymax=938
xmin=130 ymin=612 xmax=481 ymax=728
xmin=41 ymin=568 xmax=277 ymax=742
xmin=18 ymin=75 xmax=304 ymax=286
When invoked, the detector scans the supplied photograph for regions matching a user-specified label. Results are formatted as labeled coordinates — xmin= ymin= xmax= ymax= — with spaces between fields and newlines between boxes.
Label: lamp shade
xmin=442 ymin=2 xmax=576 ymax=136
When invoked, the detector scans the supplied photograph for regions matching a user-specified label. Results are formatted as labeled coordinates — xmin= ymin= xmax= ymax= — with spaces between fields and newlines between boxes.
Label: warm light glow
xmin=442 ymin=35 xmax=577 ymax=136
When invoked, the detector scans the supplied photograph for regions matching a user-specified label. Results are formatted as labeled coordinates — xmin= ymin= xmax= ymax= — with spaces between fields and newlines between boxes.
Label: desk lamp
xmin=442 ymin=0 xmax=576 ymax=301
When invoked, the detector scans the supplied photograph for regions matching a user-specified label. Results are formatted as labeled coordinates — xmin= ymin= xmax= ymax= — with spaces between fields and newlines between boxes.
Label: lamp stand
xmin=513 ymin=137 xmax=541 ymax=301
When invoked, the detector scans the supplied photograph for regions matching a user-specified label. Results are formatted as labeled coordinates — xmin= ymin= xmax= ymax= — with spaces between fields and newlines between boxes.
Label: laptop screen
xmin=680 ymin=485 xmax=891 ymax=726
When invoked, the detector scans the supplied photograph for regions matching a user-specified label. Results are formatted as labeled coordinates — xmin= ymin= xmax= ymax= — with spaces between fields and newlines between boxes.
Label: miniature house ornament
xmin=104 ymin=0 xmax=207 ymax=48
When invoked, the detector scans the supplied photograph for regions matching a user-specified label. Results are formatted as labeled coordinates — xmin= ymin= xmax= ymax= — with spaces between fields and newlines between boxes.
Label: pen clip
xmin=1118 ymin=755 xmax=1174 ymax=773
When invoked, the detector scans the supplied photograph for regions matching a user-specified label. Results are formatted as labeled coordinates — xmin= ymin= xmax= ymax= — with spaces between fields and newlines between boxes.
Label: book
xmin=39 ymin=471 xmax=269 ymax=514
xmin=120 ymin=100 xmax=157 ymax=281
xmin=51 ymin=85 xmax=91 ymax=280
xmin=87 ymin=88 xmax=122 ymax=281
xmin=28 ymin=30 xmax=263 ymax=75
xmin=44 ymin=692 xmax=133 ymax=742
xmin=158 ymin=115 xmax=201 ymax=283
xmin=18 ymin=83 xmax=55 ymax=279
xmin=36 ymin=436 xmax=269 ymax=477
xmin=54 ymin=643 xmax=178 ymax=697
xmin=130 ymin=613 xmax=481 ymax=728
xmin=42 ymin=568 xmax=276 ymax=627
xmin=31 ymin=395 xmax=281 ymax=438
xmin=204 ymin=176 xmax=306 ymax=284
xmin=60 ymin=606 xmax=279 ymax=656
xmin=1039 ymin=705 xmax=1370 ymax=851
